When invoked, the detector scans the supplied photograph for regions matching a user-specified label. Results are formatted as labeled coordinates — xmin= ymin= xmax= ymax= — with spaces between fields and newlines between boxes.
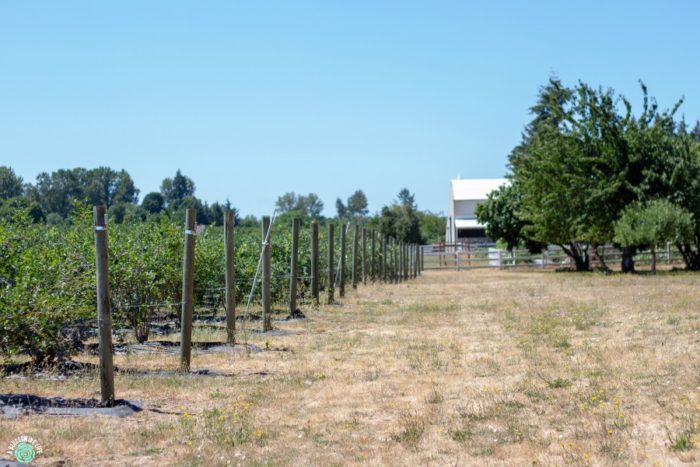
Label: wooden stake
xmin=339 ymin=224 xmax=347 ymax=297
xmin=289 ymin=218 xmax=300 ymax=315
xmin=362 ymin=227 xmax=367 ymax=285
xmin=311 ymin=221 xmax=319 ymax=305
xmin=262 ymin=216 xmax=272 ymax=332
xmin=352 ymin=224 xmax=359 ymax=289
xmin=327 ymin=223 xmax=335 ymax=304
xmin=225 ymin=210 xmax=236 ymax=344
xmin=93 ymin=206 xmax=115 ymax=405
xmin=180 ymin=208 xmax=196 ymax=372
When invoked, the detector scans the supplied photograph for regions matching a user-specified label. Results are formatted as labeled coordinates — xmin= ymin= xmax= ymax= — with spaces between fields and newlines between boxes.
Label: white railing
xmin=421 ymin=243 xmax=684 ymax=271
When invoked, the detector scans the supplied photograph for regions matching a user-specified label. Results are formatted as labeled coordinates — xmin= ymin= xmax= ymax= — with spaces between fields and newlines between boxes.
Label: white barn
xmin=446 ymin=178 xmax=508 ymax=243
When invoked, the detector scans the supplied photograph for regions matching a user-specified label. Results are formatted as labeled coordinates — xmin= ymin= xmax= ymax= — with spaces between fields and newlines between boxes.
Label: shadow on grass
xmin=0 ymin=394 xmax=142 ymax=419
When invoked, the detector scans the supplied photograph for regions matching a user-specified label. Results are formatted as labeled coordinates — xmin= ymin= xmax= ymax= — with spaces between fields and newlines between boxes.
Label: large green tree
xmin=378 ymin=188 xmax=422 ymax=243
xmin=160 ymin=169 xmax=196 ymax=205
xmin=508 ymin=78 xmax=695 ymax=271
xmin=0 ymin=166 xmax=24 ymax=200
xmin=29 ymin=167 xmax=139 ymax=219
xmin=336 ymin=189 xmax=369 ymax=220
xmin=275 ymin=192 xmax=324 ymax=219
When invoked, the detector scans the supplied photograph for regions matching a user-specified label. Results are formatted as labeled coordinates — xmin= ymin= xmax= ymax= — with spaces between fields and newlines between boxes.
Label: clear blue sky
xmin=2 ymin=1 xmax=699 ymax=217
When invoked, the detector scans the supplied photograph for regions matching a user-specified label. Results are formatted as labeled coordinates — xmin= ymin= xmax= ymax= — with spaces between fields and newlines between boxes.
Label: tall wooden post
xmin=413 ymin=243 xmax=420 ymax=277
xmin=352 ymin=224 xmax=359 ymax=289
xmin=311 ymin=221 xmax=319 ymax=305
xmin=225 ymin=210 xmax=236 ymax=345
xmin=393 ymin=239 xmax=399 ymax=284
xmin=93 ymin=206 xmax=115 ymax=405
xmin=289 ymin=218 xmax=300 ymax=314
xmin=392 ymin=239 xmax=400 ymax=284
xmin=339 ymin=224 xmax=347 ymax=297
xmin=262 ymin=216 xmax=272 ymax=332
xmin=371 ymin=230 xmax=376 ymax=281
xmin=420 ymin=245 xmax=424 ymax=273
xmin=180 ymin=208 xmax=196 ymax=372
xmin=399 ymin=242 xmax=404 ymax=282
xmin=406 ymin=243 xmax=410 ymax=280
xmin=362 ymin=227 xmax=367 ymax=285
xmin=381 ymin=236 xmax=387 ymax=282
xmin=327 ymin=223 xmax=335 ymax=304
xmin=412 ymin=244 xmax=416 ymax=279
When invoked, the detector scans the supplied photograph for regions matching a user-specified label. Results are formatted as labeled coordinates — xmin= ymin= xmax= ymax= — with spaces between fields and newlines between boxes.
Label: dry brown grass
xmin=2 ymin=269 xmax=700 ymax=466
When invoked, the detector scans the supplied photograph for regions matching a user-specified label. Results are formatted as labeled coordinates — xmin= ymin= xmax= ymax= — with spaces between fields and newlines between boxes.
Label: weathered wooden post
xmin=416 ymin=244 xmax=420 ymax=276
xmin=405 ymin=243 xmax=410 ymax=280
xmin=381 ymin=236 xmax=387 ymax=282
xmin=352 ymin=224 xmax=359 ymax=289
xmin=420 ymin=244 xmax=424 ymax=273
xmin=387 ymin=238 xmax=392 ymax=283
xmin=399 ymin=242 xmax=405 ymax=282
xmin=339 ymin=224 xmax=347 ymax=297
xmin=393 ymin=239 xmax=399 ymax=284
xmin=262 ymin=216 xmax=272 ymax=332
xmin=327 ymin=223 xmax=335 ymax=304
xmin=225 ymin=210 xmax=236 ymax=344
xmin=371 ymin=230 xmax=376 ymax=281
xmin=180 ymin=208 xmax=196 ymax=372
xmin=93 ymin=206 xmax=115 ymax=405
xmin=311 ymin=221 xmax=319 ymax=305
xmin=289 ymin=218 xmax=300 ymax=314
xmin=403 ymin=242 xmax=408 ymax=281
xmin=362 ymin=227 xmax=367 ymax=285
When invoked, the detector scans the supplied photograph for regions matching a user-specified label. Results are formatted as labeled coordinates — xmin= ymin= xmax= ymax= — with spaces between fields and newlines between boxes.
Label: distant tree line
xmin=476 ymin=78 xmax=700 ymax=272
xmin=0 ymin=166 xmax=446 ymax=244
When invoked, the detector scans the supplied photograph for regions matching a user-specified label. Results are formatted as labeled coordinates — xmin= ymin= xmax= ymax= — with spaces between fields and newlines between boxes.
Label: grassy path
xmin=2 ymin=269 xmax=700 ymax=465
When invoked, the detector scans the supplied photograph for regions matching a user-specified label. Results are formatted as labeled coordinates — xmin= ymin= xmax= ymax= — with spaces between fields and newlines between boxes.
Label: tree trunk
xmin=678 ymin=242 xmax=700 ymax=270
xmin=560 ymin=242 xmax=590 ymax=271
xmin=621 ymin=246 xmax=635 ymax=273
xmin=651 ymin=247 xmax=656 ymax=275
xmin=597 ymin=245 xmax=609 ymax=272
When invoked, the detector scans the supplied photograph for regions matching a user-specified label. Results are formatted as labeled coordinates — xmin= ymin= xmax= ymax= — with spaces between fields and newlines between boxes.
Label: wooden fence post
xmin=399 ymin=242 xmax=406 ymax=282
xmin=411 ymin=244 xmax=415 ymax=279
xmin=339 ymin=224 xmax=347 ymax=297
xmin=381 ymin=236 xmax=387 ymax=282
xmin=395 ymin=240 xmax=400 ymax=284
xmin=93 ymin=206 xmax=115 ymax=405
xmin=419 ymin=244 xmax=423 ymax=275
xmin=225 ymin=210 xmax=236 ymax=345
xmin=327 ymin=223 xmax=335 ymax=304
xmin=352 ymin=224 xmax=359 ymax=289
xmin=289 ymin=218 xmax=300 ymax=314
xmin=362 ymin=227 xmax=367 ymax=285
xmin=371 ymin=230 xmax=376 ymax=281
xmin=180 ymin=208 xmax=196 ymax=372
xmin=262 ymin=216 xmax=272 ymax=332
xmin=311 ymin=221 xmax=319 ymax=305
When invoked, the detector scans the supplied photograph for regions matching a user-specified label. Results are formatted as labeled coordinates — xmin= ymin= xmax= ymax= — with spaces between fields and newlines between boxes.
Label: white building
xmin=446 ymin=178 xmax=508 ymax=243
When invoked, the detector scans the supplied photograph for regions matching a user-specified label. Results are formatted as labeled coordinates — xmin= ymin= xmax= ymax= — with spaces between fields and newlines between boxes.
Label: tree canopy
xmin=483 ymin=77 xmax=700 ymax=271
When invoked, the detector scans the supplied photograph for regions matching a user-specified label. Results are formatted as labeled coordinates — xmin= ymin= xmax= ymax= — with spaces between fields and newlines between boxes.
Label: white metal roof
xmin=454 ymin=219 xmax=483 ymax=229
xmin=451 ymin=178 xmax=508 ymax=201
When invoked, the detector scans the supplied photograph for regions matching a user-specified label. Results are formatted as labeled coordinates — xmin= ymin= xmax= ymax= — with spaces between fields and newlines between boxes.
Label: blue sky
xmin=2 ymin=1 xmax=699 ymax=216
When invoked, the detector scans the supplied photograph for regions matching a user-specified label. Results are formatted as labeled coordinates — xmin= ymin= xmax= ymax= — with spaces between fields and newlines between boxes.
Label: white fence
xmin=421 ymin=243 xmax=684 ymax=271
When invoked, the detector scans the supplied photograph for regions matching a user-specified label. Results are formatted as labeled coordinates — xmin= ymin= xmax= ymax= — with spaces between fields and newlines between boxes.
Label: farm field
xmin=2 ymin=269 xmax=700 ymax=466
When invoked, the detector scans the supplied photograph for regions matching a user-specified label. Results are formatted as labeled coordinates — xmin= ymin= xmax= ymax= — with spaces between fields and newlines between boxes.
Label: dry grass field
xmin=2 ymin=268 xmax=700 ymax=466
